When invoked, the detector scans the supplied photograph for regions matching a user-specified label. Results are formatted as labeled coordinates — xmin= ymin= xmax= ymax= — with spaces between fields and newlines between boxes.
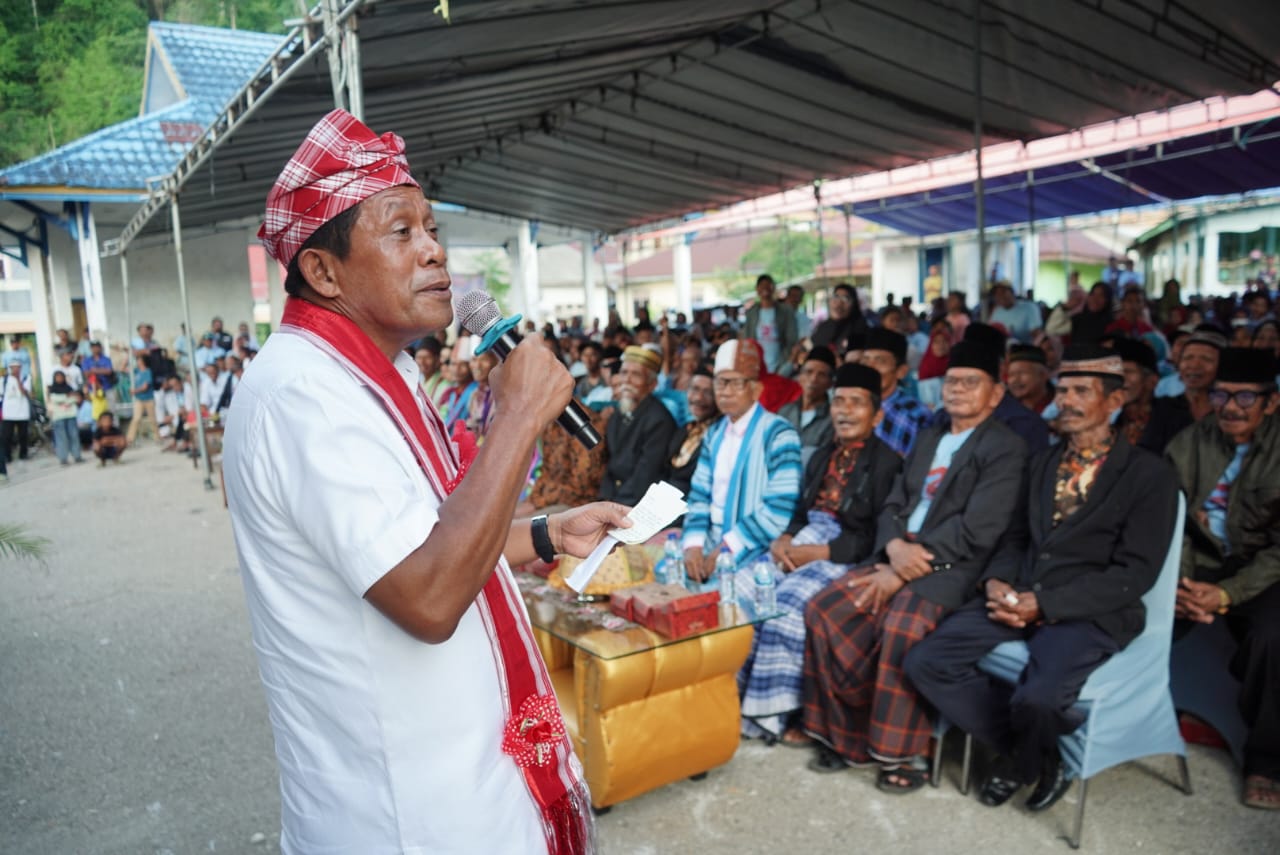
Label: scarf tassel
xmin=541 ymin=782 xmax=595 ymax=855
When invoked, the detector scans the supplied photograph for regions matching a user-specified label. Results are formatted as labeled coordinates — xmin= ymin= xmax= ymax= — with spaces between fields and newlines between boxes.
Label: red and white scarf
xmin=280 ymin=297 xmax=591 ymax=854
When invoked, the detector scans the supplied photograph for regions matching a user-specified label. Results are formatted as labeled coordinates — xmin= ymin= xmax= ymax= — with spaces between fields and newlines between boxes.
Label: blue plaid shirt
xmin=876 ymin=387 xmax=932 ymax=457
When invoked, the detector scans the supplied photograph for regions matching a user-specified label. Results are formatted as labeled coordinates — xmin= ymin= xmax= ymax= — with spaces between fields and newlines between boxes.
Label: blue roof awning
xmin=849 ymin=121 xmax=1280 ymax=235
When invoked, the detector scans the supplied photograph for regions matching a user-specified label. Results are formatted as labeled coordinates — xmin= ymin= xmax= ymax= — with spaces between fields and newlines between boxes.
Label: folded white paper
xmin=564 ymin=481 xmax=688 ymax=592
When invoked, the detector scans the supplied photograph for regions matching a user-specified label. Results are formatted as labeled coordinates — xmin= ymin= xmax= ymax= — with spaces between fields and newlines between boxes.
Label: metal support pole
xmin=973 ymin=0 xmax=986 ymax=297
xmin=844 ymin=206 xmax=853 ymax=281
xmin=814 ymin=182 xmax=825 ymax=282
xmin=120 ymin=252 xmax=132 ymax=402
xmin=171 ymin=197 xmax=214 ymax=490
xmin=1027 ymin=170 xmax=1036 ymax=298
xmin=322 ymin=0 xmax=363 ymax=119
xmin=1062 ymin=216 xmax=1070 ymax=292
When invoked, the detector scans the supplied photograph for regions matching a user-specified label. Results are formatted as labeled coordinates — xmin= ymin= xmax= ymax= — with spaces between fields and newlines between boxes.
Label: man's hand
xmin=986 ymin=585 xmax=1040 ymax=628
xmin=488 ymin=336 xmax=573 ymax=429
xmin=845 ymin=564 xmax=905 ymax=615
xmin=548 ymin=503 xmax=632 ymax=559
xmin=684 ymin=547 xmax=711 ymax=582
xmin=1176 ymin=578 xmax=1223 ymax=624
xmin=769 ymin=534 xmax=793 ymax=569
xmin=886 ymin=538 xmax=934 ymax=581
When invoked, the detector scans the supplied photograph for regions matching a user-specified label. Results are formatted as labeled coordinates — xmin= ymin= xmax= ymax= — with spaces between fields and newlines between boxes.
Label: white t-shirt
xmin=756 ymin=307 xmax=781 ymax=372
xmin=58 ymin=363 xmax=84 ymax=391
xmin=222 ymin=333 xmax=545 ymax=855
xmin=2 ymin=374 xmax=32 ymax=421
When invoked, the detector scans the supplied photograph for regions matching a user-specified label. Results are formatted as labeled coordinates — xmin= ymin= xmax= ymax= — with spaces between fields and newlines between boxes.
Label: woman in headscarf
xmin=1069 ymin=282 xmax=1114 ymax=346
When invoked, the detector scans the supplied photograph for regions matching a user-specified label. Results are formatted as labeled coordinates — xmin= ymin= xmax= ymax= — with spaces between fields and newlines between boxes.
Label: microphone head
xmin=455 ymin=290 xmax=502 ymax=336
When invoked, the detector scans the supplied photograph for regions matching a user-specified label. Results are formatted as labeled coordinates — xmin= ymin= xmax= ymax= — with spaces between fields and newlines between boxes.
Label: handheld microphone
xmin=455 ymin=291 xmax=602 ymax=450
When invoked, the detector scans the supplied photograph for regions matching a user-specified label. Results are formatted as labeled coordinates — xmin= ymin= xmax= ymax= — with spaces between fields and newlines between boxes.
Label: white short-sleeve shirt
xmin=223 ymin=333 xmax=545 ymax=855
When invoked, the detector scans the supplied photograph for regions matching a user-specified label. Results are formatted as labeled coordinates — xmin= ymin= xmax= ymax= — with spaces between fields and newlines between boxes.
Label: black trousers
xmin=1 ymin=419 xmax=29 ymax=460
xmin=905 ymin=599 xmax=1119 ymax=784
xmin=1228 ymin=581 xmax=1280 ymax=779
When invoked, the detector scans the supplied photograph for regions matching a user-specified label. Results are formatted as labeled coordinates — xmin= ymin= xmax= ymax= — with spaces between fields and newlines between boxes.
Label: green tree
xmin=472 ymin=250 xmax=512 ymax=313
xmin=735 ymin=227 xmax=826 ymax=299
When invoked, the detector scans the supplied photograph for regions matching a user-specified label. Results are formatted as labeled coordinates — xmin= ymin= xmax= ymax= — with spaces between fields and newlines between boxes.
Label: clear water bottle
xmin=754 ymin=559 xmax=777 ymax=617
xmin=660 ymin=533 xmax=682 ymax=586
xmin=716 ymin=546 xmax=736 ymax=607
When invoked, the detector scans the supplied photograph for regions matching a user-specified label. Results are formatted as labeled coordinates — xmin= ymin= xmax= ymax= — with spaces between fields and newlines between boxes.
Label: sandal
xmin=876 ymin=763 xmax=928 ymax=794
xmin=807 ymin=745 xmax=849 ymax=774
xmin=780 ymin=727 xmax=814 ymax=749
xmin=1244 ymin=774 xmax=1280 ymax=810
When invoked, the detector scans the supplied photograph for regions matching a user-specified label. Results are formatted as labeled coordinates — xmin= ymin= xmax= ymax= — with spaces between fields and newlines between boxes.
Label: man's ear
xmin=296 ymin=248 xmax=341 ymax=299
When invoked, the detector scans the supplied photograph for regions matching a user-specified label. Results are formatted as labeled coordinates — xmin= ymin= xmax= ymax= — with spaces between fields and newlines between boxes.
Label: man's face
xmin=830 ymin=386 xmax=879 ymax=442
xmin=756 ymin=279 xmax=775 ymax=304
xmin=858 ymin=348 xmax=904 ymax=397
xmin=59 ymin=352 xmax=73 ymax=366
xmin=1211 ymin=382 xmax=1279 ymax=444
xmin=942 ymin=368 xmax=1001 ymax=422
xmin=1055 ymin=377 xmax=1123 ymax=436
xmin=993 ymin=286 xmax=1014 ymax=309
xmin=880 ymin=311 xmax=903 ymax=333
xmin=98 ymin=413 xmax=114 ymax=429
xmin=7 ymin=363 xmax=19 ymax=378
xmin=828 ymin=289 xmax=853 ymax=320
xmin=211 ymin=319 xmax=223 ymax=332
xmin=56 ymin=330 xmax=69 ymax=343
xmin=1006 ymin=360 xmax=1047 ymax=401
xmin=687 ymin=374 xmax=717 ymax=422
xmin=678 ymin=347 xmax=700 ymax=374
xmin=91 ymin=344 xmax=102 ymax=357
xmin=1178 ymin=343 xmax=1219 ymax=392
xmin=797 ymin=358 xmax=833 ymax=403
xmin=581 ymin=346 xmax=600 ymax=373
xmin=315 ymin=187 xmax=451 ymax=349
xmin=713 ymin=371 xmax=759 ymax=420
xmin=1248 ymin=295 xmax=1270 ymax=320
xmin=786 ymin=286 xmax=804 ymax=308
xmin=1121 ymin=362 xmax=1156 ymax=406
xmin=616 ymin=361 xmax=656 ymax=414
xmin=415 ymin=348 xmax=439 ymax=377
xmin=1254 ymin=324 xmax=1280 ymax=354
xmin=1086 ymin=286 xmax=1108 ymax=313
xmin=204 ymin=364 xmax=219 ymax=380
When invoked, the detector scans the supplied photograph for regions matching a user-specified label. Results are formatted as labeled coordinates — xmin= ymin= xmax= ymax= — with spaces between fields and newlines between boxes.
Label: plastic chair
xmin=933 ymin=493 xmax=1189 ymax=848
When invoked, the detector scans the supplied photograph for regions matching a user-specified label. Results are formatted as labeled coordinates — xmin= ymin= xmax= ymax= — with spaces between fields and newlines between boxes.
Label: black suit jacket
xmin=786 ymin=434 xmax=902 ymax=564
xmin=982 ymin=435 xmax=1179 ymax=646
xmin=600 ymin=394 xmax=678 ymax=505
xmin=875 ymin=418 xmax=1028 ymax=611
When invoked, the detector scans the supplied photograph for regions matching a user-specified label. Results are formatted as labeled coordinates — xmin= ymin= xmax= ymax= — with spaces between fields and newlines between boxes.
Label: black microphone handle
xmin=486 ymin=330 xmax=602 ymax=450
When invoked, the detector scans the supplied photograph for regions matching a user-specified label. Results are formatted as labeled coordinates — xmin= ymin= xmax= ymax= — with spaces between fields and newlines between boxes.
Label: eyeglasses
xmin=713 ymin=377 xmax=751 ymax=391
xmin=942 ymin=374 xmax=988 ymax=390
xmin=1209 ymin=388 xmax=1273 ymax=409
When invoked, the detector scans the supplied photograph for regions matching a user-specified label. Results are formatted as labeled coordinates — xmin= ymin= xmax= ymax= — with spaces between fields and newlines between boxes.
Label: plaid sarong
xmin=801 ymin=566 xmax=945 ymax=763
xmin=739 ymin=511 xmax=847 ymax=737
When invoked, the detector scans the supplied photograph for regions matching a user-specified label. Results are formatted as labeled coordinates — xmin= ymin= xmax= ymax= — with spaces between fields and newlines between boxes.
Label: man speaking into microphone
xmin=223 ymin=110 xmax=627 ymax=855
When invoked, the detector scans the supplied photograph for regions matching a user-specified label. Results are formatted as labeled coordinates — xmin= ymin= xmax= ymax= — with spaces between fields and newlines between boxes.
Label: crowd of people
xmin=0 ymin=316 xmax=260 ymax=478
xmin=399 ymin=271 xmax=1278 ymax=815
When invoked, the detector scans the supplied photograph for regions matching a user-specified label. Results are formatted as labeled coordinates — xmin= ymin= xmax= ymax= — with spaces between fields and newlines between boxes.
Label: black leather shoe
xmin=1025 ymin=756 xmax=1072 ymax=812
xmin=979 ymin=772 xmax=1022 ymax=807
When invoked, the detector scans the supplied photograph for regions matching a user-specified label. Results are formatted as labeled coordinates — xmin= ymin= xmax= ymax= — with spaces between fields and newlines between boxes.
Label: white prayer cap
xmin=713 ymin=338 xmax=762 ymax=379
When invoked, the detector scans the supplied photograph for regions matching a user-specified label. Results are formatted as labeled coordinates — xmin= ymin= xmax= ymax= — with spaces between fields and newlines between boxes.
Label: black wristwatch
xmin=531 ymin=515 xmax=557 ymax=563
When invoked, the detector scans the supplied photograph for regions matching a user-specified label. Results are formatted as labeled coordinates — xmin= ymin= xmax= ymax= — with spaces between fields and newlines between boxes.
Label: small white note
xmin=564 ymin=481 xmax=688 ymax=592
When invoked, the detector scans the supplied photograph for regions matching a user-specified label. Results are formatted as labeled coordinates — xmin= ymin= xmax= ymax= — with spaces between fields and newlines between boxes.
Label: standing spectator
xmin=127 ymin=354 xmax=158 ymax=445
xmin=92 ymin=412 xmax=127 ymax=465
xmin=209 ymin=317 xmax=234 ymax=352
xmin=82 ymin=340 xmax=116 ymax=391
xmin=53 ymin=328 xmax=76 ymax=357
xmin=2 ymin=362 xmax=32 ymax=461
xmin=744 ymin=274 xmax=799 ymax=374
xmin=46 ymin=370 xmax=83 ymax=465
xmin=988 ymin=281 xmax=1043 ymax=344
xmin=786 ymin=285 xmax=812 ymax=339
xmin=57 ymin=350 xmax=84 ymax=391
xmin=75 ymin=327 xmax=93 ymax=362
xmin=2 ymin=335 xmax=32 ymax=382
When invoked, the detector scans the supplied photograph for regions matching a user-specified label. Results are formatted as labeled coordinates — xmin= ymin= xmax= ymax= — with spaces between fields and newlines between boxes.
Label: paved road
xmin=1 ymin=446 xmax=1275 ymax=853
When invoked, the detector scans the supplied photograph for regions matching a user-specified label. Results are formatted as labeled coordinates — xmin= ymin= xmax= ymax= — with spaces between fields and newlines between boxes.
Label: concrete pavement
xmin=1 ymin=445 xmax=1275 ymax=853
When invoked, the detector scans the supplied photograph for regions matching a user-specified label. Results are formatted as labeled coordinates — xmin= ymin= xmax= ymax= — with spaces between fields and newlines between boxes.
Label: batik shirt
xmin=1052 ymin=434 xmax=1114 ymax=527
xmin=813 ymin=441 xmax=864 ymax=515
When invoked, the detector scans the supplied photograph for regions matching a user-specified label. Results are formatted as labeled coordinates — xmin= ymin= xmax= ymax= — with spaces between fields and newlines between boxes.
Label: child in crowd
xmin=92 ymin=412 xmax=127 ymax=466
xmin=75 ymin=390 xmax=96 ymax=450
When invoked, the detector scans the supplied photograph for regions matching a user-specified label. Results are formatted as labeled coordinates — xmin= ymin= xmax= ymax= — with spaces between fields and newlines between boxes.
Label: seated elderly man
xmin=599 ymin=345 xmax=678 ymax=505
xmin=664 ymin=366 xmax=719 ymax=497
xmin=683 ymin=339 xmax=802 ymax=587
xmin=738 ymin=364 xmax=902 ymax=744
xmin=778 ymin=347 xmax=836 ymax=468
xmin=1110 ymin=338 xmax=1160 ymax=447
xmin=1006 ymin=345 xmax=1054 ymax=414
xmin=1166 ymin=347 xmax=1280 ymax=810
xmin=802 ymin=342 xmax=1027 ymax=790
xmin=906 ymin=345 xmax=1178 ymax=812
xmin=1142 ymin=327 xmax=1224 ymax=452
xmin=859 ymin=328 xmax=932 ymax=457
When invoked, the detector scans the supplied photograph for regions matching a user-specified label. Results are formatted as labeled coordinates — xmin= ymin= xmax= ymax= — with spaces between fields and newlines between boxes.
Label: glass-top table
xmin=515 ymin=571 xmax=782 ymax=660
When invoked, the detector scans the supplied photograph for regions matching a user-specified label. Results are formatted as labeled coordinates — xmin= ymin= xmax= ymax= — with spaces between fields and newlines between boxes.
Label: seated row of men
xmin=656 ymin=337 xmax=1277 ymax=811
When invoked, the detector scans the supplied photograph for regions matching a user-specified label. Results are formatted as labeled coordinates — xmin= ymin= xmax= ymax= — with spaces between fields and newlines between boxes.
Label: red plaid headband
xmin=259 ymin=109 xmax=420 ymax=266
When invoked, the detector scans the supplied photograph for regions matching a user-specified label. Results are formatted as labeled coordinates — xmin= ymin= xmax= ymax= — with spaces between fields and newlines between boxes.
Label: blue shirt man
xmin=859 ymin=328 xmax=932 ymax=457
xmin=2 ymin=339 xmax=32 ymax=382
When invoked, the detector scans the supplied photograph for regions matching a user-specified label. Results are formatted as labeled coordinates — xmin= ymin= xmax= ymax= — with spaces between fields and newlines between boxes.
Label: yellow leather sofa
xmin=534 ymin=624 xmax=755 ymax=809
